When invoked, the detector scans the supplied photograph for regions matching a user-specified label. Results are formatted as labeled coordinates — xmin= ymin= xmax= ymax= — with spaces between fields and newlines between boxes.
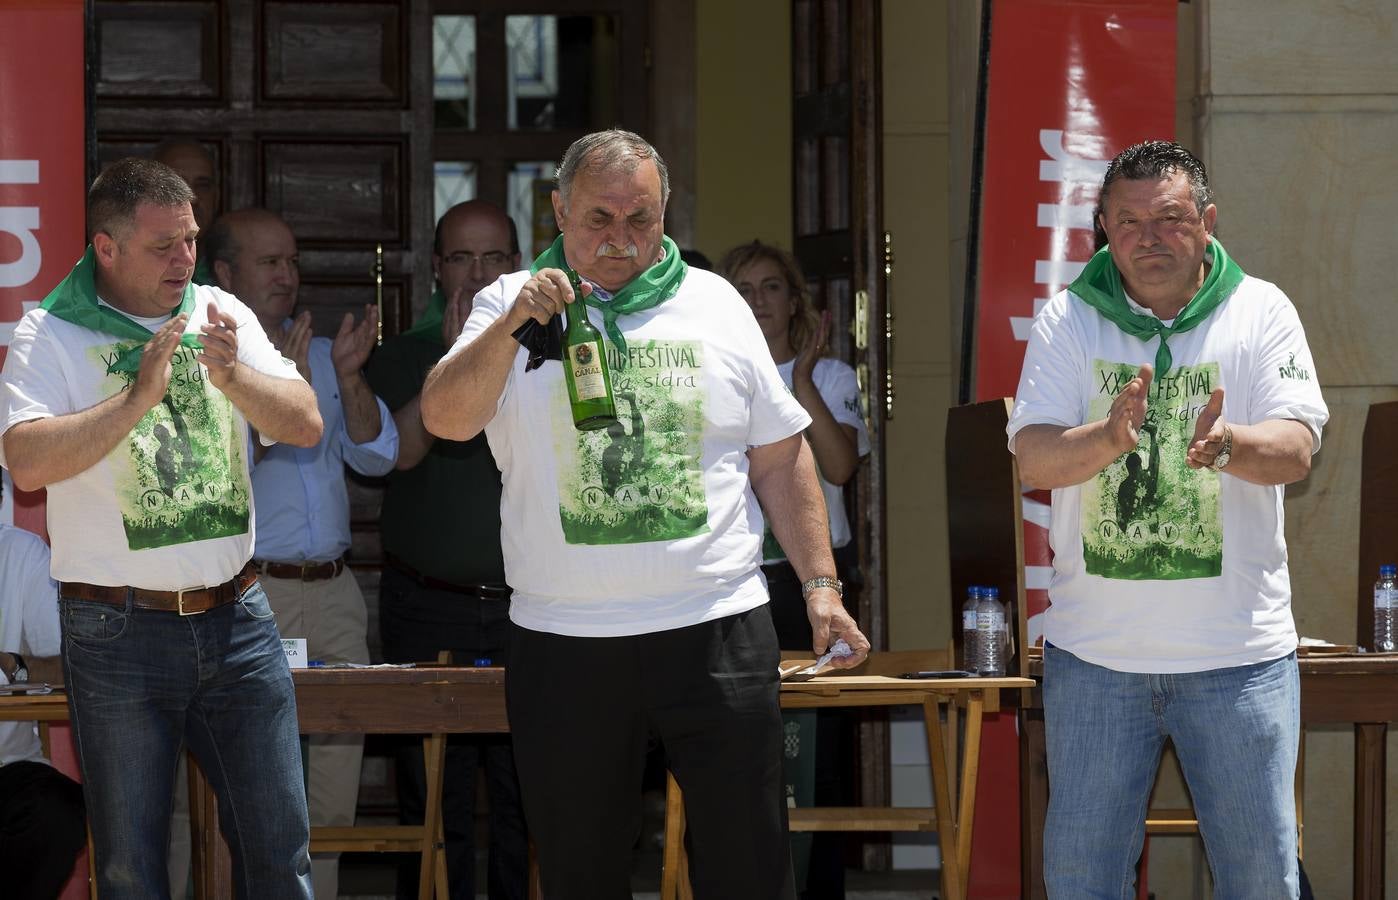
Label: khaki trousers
xmin=263 ymin=566 xmax=371 ymax=900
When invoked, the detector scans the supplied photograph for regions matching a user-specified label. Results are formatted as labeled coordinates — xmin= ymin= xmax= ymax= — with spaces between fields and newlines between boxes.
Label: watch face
xmin=1214 ymin=449 xmax=1232 ymax=470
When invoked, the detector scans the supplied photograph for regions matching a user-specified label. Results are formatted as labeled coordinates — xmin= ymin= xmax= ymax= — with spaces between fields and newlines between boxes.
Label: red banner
xmin=968 ymin=2 xmax=1176 ymax=895
xmin=0 ymin=0 xmax=86 ymax=539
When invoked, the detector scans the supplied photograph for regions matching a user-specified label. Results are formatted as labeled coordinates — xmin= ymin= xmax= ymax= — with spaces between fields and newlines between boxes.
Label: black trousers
xmin=380 ymin=567 xmax=529 ymax=900
xmin=508 ymin=606 xmax=797 ymax=900
xmin=0 ymin=760 xmax=87 ymax=900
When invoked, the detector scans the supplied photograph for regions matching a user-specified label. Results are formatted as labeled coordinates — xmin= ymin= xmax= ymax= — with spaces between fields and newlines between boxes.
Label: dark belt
xmin=384 ymin=553 xmax=511 ymax=600
xmin=59 ymin=561 xmax=260 ymax=616
xmin=255 ymin=557 xmax=346 ymax=582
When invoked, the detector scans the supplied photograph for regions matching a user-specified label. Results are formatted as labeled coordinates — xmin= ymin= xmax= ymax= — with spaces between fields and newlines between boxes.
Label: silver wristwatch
xmin=801 ymin=576 xmax=844 ymax=600
xmin=1213 ymin=424 xmax=1234 ymax=470
xmin=5 ymin=652 xmax=28 ymax=684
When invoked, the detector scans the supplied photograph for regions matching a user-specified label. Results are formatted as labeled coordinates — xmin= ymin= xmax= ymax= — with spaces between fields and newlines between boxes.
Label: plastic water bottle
xmin=961 ymin=586 xmax=981 ymax=672
xmin=975 ymin=586 xmax=1006 ymax=676
xmin=1375 ymin=564 xmax=1398 ymax=652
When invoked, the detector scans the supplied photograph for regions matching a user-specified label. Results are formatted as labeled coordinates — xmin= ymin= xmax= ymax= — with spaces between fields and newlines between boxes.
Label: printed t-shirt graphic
xmin=552 ymin=338 xmax=707 ymax=545
xmin=1081 ymin=360 xmax=1221 ymax=580
xmin=93 ymin=339 xmax=249 ymax=550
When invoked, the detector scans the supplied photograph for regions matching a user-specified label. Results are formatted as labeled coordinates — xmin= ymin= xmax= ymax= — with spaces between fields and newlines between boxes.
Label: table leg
xmin=924 ymin=695 xmax=962 ymax=900
xmin=188 ymin=754 xmax=234 ymax=900
xmin=1354 ymin=723 xmax=1386 ymax=900
xmin=418 ymin=732 xmax=448 ymax=900
xmin=660 ymin=772 xmax=686 ymax=900
xmin=956 ymin=691 xmax=986 ymax=886
xmin=1020 ymin=708 xmax=1049 ymax=900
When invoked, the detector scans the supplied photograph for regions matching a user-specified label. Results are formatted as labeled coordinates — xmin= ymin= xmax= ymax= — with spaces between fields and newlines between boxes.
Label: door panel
xmin=91 ymin=0 xmax=423 ymax=629
xmin=790 ymin=0 xmax=887 ymax=869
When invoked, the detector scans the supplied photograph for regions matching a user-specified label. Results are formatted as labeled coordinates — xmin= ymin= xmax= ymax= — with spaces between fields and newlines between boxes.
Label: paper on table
xmin=0 ymin=682 xmax=53 ymax=695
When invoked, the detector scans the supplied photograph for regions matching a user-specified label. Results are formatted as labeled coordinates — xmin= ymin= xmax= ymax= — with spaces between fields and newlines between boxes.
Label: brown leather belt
xmin=255 ymin=557 xmax=346 ymax=582
xmin=59 ymin=561 xmax=260 ymax=616
xmin=384 ymin=553 xmax=511 ymax=600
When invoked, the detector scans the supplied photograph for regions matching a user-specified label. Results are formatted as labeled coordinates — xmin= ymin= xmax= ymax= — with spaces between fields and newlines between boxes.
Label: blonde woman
xmin=721 ymin=241 xmax=869 ymax=645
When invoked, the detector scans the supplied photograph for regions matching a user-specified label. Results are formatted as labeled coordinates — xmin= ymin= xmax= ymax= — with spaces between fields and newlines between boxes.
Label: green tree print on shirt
xmin=553 ymin=339 xmax=708 ymax=545
xmin=95 ymin=341 xmax=251 ymax=550
xmin=1080 ymin=360 xmax=1223 ymax=580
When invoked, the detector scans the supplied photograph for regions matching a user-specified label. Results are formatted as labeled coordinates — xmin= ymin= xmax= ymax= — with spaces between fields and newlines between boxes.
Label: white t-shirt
xmin=451 ymin=267 xmax=812 ymax=637
xmin=0 ymin=286 xmax=303 ymax=589
xmin=763 ymin=357 xmax=870 ymax=559
xmin=0 ymin=524 xmax=59 ymax=766
xmin=1006 ymin=274 xmax=1328 ymax=673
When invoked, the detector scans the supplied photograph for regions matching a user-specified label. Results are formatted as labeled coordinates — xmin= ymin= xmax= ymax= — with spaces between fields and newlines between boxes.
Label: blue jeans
xmin=60 ymin=582 xmax=312 ymax=900
xmin=1043 ymin=643 xmax=1299 ymax=900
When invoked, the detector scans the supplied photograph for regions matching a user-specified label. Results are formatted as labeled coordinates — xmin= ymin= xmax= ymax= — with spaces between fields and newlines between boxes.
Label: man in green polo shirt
xmin=365 ymin=199 xmax=527 ymax=900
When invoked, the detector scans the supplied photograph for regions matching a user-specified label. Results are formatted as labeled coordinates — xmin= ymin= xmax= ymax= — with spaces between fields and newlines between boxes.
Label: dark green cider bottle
xmin=563 ymin=269 xmax=618 ymax=431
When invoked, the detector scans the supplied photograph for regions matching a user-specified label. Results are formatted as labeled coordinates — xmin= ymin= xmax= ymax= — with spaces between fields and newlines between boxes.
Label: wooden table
xmin=1297 ymin=654 xmax=1398 ymax=898
xmin=660 ymin=671 xmax=1034 ymax=900
xmin=1020 ymin=654 xmax=1398 ymax=899
xmin=0 ymin=665 xmax=513 ymax=900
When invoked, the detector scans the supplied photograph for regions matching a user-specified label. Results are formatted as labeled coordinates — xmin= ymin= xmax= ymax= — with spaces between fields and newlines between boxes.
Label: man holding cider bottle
xmin=421 ymin=128 xmax=870 ymax=900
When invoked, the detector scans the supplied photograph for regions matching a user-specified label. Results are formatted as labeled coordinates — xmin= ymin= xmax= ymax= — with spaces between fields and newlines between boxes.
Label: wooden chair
xmin=660 ymin=645 xmax=964 ymax=900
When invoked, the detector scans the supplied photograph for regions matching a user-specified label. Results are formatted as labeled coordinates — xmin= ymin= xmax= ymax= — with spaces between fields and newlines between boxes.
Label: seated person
xmin=0 ymin=475 xmax=87 ymax=900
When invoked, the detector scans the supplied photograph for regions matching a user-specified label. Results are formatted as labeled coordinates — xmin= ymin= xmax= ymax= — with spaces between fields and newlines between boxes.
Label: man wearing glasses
xmin=365 ymin=200 xmax=528 ymax=900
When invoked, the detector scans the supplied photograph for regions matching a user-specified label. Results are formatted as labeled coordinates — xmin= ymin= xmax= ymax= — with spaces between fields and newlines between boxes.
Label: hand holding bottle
xmin=507 ymin=267 xmax=590 ymax=330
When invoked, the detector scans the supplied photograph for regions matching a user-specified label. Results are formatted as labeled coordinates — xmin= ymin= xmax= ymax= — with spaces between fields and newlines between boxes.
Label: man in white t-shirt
xmin=0 ymin=158 xmax=324 ymax=899
xmin=0 ymin=477 xmax=87 ymax=900
xmin=420 ymin=129 xmax=871 ymax=900
xmin=1007 ymin=141 xmax=1328 ymax=899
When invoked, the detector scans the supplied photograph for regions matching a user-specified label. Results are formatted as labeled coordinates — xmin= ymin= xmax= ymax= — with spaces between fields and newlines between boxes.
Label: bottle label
xmin=963 ymin=611 xmax=977 ymax=630
xmin=977 ymin=611 xmax=1005 ymax=632
xmin=568 ymin=341 xmax=608 ymax=400
xmin=1378 ymin=587 xmax=1396 ymax=611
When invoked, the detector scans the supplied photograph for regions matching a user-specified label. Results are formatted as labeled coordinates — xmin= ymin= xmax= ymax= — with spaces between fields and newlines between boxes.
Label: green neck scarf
xmin=1068 ymin=236 xmax=1245 ymax=376
xmin=403 ymin=286 xmax=448 ymax=344
xmin=40 ymin=246 xmax=202 ymax=374
xmin=529 ymin=234 xmax=688 ymax=367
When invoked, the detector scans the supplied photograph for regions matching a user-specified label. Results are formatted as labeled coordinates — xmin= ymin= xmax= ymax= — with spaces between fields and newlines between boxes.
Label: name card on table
xmin=282 ymin=638 xmax=308 ymax=669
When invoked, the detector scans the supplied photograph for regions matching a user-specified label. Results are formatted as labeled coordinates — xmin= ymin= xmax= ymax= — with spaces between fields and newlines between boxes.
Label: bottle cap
xmin=985 ymin=587 xmax=1000 ymax=599
xmin=1383 ymin=564 xmax=1397 ymax=577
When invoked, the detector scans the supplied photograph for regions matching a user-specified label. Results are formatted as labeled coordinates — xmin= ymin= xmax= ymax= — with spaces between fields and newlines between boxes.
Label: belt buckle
xmin=176 ymin=587 xmax=204 ymax=616
xmin=301 ymin=562 xmax=313 ymax=580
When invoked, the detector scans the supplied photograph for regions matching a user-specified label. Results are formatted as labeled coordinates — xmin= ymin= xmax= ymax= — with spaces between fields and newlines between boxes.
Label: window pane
xmin=434 ymin=161 xmax=477 ymax=226
xmin=434 ymin=15 xmax=476 ymax=129
xmin=509 ymin=160 xmax=559 ymax=259
xmin=506 ymin=15 xmax=618 ymax=132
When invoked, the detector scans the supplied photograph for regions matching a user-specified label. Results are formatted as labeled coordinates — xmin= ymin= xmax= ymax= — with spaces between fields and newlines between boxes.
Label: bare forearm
xmin=1014 ymin=420 xmax=1124 ymax=489
xmin=1221 ymin=419 xmax=1314 ymax=485
xmin=750 ymin=436 xmax=836 ymax=581
xmin=793 ymin=377 xmax=858 ymax=484
xmin=392 ymin=395 xmax=434 ymax=470
xmin=337 ymin=370 xmax=383 ymax=444
xmin=421 ymin=316 xmax=518 ymax=441
xmin=3 ymin=392 xmax=150 ymax=491
xmin=219 ymin=365 xmax=322 ymax=448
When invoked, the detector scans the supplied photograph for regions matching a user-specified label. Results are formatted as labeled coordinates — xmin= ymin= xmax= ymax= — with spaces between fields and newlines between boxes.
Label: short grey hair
xmin=555 ymin=129 xmax=670 ymax=210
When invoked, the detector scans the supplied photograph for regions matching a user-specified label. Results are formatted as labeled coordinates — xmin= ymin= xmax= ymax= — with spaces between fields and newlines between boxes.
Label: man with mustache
xmin=420 ymin=129 xmax=872 ymax=899
xmin=206 ymin=207 xmax=399 ymax=899
xmin=1008 ymin=141 xmax=1328 ymax=898
xmin=0 ymin=157 xmax=323 ymax=898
